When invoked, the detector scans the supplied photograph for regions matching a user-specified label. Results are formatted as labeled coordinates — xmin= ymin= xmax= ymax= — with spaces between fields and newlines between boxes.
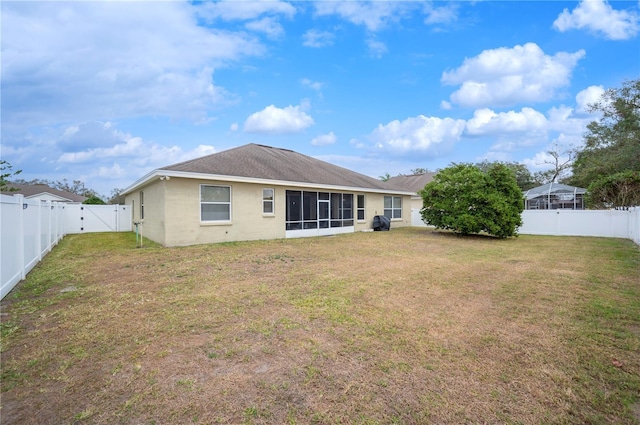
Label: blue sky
xmin=2 ymin=0 xmax=639 ymax=199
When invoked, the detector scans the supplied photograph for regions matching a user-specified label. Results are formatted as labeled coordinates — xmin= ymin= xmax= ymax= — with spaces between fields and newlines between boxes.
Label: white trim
xmin=122 ymin=169 xmax=413 ymax=197
xmin=25 ymin=192 xmax=75 ymax=202
xmin=286 ymin=226 xmax=354 ymax=239
xmin=200 ymin=184 xmax=232 ymax=223
xmin=262 ymin=187 xmax=275 ymax=216
xmin=356 ymin=194 xmax=366 ymax=222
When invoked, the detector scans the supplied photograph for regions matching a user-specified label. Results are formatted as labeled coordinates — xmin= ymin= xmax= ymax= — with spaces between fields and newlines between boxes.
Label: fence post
xmin=15 ymin=195 xmax=26 ymax=281
xmin=36 ymin=198 xmax=42 ymax=261
xmin=46 ymin=200 xmax=52 ymax=253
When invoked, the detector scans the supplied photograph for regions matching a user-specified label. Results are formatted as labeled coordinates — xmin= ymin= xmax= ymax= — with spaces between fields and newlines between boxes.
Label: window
xmin=201 ymin=185 xmax=231 ymax=222
xmin=357 ymin=195 xmax=365 ymax=221
xmin=263 ymin=188 xmax=274 ymax=214
xmin=140 ymin=191 xmax=144 ymax=220
xmin=384 ymin=196 xmax=402 ymax=219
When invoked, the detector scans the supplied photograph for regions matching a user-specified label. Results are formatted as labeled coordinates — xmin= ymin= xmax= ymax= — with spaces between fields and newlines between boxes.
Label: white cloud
xmin=553 ymin=0 xmax=639 ymax=40
xmin=423 ymin=2 xmax=459 ymax=25
xmin=465 ymin=107 xmax=548 ymax=136
xmin=4 ymin=121 xmax=217 ymax=197
xmin=98 ymin=163 xmax=126 ymax=179
xmin=302 ymin=29 xmax=335 ymax=48
xmin=301 ymin=78 xmax=324 ymax=95
xmin=313 ymin=1 xmax=412 ymax=32
xmin=441 ymin=43 xmax=585 ymax=108
xmin=56 ymin=122 xmax=215 ymax=168
xmin=1 ymin=1 xmax=264 ymax=126
xmin=367 ymin=38 xmax=388 ymax=58
xmin=316 ymin=153 xmax=415 ymax=181
xmin=477 ymin=85 xmax=601 ymax=161
xmin=311 ymin=132 xmax=337 ymax=146
xmin=575 ymin=85 xmax=605 ymax=114
xmin=243 ymin=104 xmax=315 ymax=134
xmin=230 ymin=122 xmax=240 ymax=131
xmin=369 ymin=115 xmax=466 ymax=156
xmin=196 ymin=0 xmax=296 ymax=21
xmin=245 ymin=17 xmax=285 ymax=39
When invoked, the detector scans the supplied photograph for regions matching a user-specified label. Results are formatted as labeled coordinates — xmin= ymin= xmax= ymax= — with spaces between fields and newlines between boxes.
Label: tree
xmin=54 ymin=179 xmax=96 ymax=197
xmin=570 ymin=79 xmax=640 ymax=190
xmin=107 ymin=188 xmax=126 ymax=205
xmin=532 ymin=146 xmax=575 ymax=184
xmin=586 ymin=170 xmax=640 ymax=209
xmin=379 ymin=172 xmax=391 ymax=182
xmin=409 ymin=167 xmax=432 ymax=175
xmin=82 ymin=195 xmax=106 ymax=205
xmin=0 ymin=160 xmax=22 ymax=192
xmin=476 ymin=160 xmax=537 ymax=191
xmin=419 ymin=163 xmax=524 ymax=238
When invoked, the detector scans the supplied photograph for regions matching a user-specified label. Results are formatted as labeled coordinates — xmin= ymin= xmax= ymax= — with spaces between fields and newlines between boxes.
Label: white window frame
xmin=200 ymin=184 xmax=231 ymax=223
xmin=384 ymin=195 xmax=402 ymax=220
xmin=357 ymin=194 xmax=365 ymax=222
xmin=139 ymin=191 xmax=144 ymax=220
xmin=263 ymin=188 xmax=275 ymax=215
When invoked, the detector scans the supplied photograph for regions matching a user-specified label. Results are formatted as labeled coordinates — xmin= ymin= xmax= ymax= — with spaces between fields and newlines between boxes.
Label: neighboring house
xmin=122 ymin=143 xmax=414 ymax=247
xmin=523 ymin=183 xmax=587 ymax=210
xmin=5 ymin=183 xmax=87 ymax=203
xmin=387 ymin=173 xmax=436 ymax=226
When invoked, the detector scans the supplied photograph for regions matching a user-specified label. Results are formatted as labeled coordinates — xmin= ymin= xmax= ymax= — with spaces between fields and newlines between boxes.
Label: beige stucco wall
xmin=354 ymin=192 xmax=411 ymax=231
xmin=161 ymin=178 xmax=286 ymax=246
xmin=126 ymin=177 xmax=411 ymax=247
xmin=124 ymin=179 xmax=167 ymax=246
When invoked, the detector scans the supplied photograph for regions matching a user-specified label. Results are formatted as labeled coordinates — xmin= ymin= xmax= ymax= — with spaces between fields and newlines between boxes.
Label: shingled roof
xmin=386 ymin=173 xmax=436 ymax=194
xmin=5 ymin=183 xmax=87 ymax=202
xmin=158 ymin=143 xmax=407 ymax=192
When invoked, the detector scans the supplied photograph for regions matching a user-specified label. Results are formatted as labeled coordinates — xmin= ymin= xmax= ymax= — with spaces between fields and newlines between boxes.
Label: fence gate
xmin=65 ymin=204 xmax=132 ymax=234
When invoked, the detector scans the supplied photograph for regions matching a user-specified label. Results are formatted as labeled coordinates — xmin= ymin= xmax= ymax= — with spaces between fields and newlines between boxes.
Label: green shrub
xmin=419 ymin=163 xmax=524 ymax=238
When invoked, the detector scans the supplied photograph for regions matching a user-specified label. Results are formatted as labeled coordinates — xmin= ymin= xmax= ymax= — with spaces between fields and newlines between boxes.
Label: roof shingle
xmin=4 ymin=184 xmax=87 ymax=202
xmin=386 ymin=173 xmax=436 ymax=194
xmin=161 ymin=143 xmax=406 ymax=192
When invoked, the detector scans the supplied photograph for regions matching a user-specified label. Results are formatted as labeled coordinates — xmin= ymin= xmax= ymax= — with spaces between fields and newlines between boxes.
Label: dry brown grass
xmin=1 ymin=228 xmax=639 ymax=424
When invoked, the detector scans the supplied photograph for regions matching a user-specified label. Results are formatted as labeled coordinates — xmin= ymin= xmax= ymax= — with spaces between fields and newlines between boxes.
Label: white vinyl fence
xmin=520 ymin=209 xmax=640 ymax=245
xmin=412 ymin=207 xmax=640 ymax=245
xmin=1 ymin=194 xmax=132 ymax=300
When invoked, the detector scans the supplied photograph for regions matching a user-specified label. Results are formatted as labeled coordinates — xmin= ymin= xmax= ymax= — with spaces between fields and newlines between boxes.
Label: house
xmin=122 ymin=144 xmax=414 ymax=247
xmin=386 ymin=173 xmax=436 ymax=226
xmin=5 ymin=183 xmax=87 ymax=203
xmin=523 ymin=182 xmax=587 ymax=210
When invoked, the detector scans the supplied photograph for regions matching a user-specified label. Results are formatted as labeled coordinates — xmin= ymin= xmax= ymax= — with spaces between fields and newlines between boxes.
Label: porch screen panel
xmin=286 ymin=191 xmax=302 ymax=230
xmin=342 ymin=194 xmax=353 ymax=226
xmin=303 ymin=191 xmax=318 ymax=229
xmin=330 ymin=193 xmax=342 ymax=227
xmin=286 ymin=190 xmax=356 ymax=231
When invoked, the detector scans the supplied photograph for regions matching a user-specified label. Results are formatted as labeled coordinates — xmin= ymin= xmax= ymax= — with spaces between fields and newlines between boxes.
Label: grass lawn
xmin=1 ymin=227 xmax=639 ymax=424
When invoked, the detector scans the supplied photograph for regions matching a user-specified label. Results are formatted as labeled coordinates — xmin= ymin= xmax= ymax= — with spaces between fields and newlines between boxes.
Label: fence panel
xmin=1 ymin=195 xmax=23 ymax=299
xmin=23 ymin=197 xmax=41 ymax=276
xmin=1 ymin=195 xmax=132 ymax=300
xmin=630 ymin=208 xmax=640 ymax=245
xmin=520 ymin=209 xmax=639 ymax=241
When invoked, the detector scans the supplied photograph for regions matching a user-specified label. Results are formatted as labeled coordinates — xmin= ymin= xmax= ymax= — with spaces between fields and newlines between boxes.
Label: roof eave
xmin=122 ymin=170 xmax=414 ymax=196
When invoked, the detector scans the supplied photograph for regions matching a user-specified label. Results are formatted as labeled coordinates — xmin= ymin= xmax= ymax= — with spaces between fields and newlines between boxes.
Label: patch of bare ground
xmin=1 ymin=229 xmax=639 ymax=424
